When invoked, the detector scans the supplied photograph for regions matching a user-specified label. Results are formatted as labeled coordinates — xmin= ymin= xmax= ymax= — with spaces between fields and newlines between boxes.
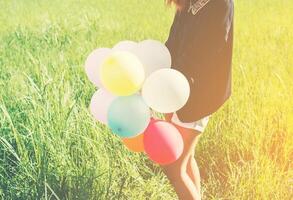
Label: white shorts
xmin=171 ymin=112 xmax=210 ymax=133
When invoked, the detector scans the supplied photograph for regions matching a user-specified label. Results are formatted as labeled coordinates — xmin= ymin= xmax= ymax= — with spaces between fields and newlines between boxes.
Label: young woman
xmin=163 ymin=0 xmax=234 ymax=199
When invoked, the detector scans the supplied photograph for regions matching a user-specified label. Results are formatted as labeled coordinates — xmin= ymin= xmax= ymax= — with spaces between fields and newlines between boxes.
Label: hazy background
xmin=0 ymin=0 xmax=292 ymax=199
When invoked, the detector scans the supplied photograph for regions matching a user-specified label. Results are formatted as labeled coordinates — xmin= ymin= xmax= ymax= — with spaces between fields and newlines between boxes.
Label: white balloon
xmin=136 ymin=40 xmax=172 ymax=77
xmin=89 ymin=89 xmax=116 ymax=125
xmin=142 ymin=69 xmax=190 ymax=113
xmin=112 ymin=40 xmax=138 ymax=54
xmin=85 ymin=48 xmax=112 ymax=88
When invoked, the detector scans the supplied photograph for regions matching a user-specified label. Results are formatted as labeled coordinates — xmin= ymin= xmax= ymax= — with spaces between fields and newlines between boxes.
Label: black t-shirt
xmin=165 ymin=0 xmax=234 ymax=122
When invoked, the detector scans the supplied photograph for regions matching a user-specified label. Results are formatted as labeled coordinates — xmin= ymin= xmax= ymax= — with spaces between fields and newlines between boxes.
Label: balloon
xmin=108 ymin=95 xmax=150 ymax=138
xmin=89 ymin=89 xmax=116 ymax=125
xmin=113 ymin=40 xmax=138 ymax=54
xmin=143 ymin=119 xmax=183 ymax=165
xmin=136 ymin=39 xmax=171 ymax=76
xmin=122 ymin=133 xmax=144 ymax=152
xmin=85 ymin=48 xmax=112 ymax=88
xmin=142 ymin=68 xmax=190 ymax=113
xmin=100 ymin=51 xmax=145 ymax=96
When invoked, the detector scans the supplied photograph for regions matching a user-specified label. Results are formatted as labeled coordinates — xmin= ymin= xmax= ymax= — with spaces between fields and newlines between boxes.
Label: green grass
xmin=0 ymin=0 xmax=292 ymax=199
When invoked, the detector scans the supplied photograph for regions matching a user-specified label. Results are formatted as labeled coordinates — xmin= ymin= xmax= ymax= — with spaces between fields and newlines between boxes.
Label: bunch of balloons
xmin=85 ymin=40 xmax=190 ymax=165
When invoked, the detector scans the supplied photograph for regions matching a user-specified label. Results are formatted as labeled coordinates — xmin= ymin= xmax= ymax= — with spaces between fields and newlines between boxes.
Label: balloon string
xmin=150 ymin=109 xmax=154 ymax=118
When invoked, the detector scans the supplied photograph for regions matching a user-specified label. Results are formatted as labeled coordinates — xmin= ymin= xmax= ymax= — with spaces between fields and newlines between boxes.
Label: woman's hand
xmin=164 ymin=113 xmax=173 ymax=122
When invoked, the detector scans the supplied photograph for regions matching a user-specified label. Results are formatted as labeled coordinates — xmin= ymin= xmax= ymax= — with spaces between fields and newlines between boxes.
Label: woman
xmin=162 ymin=0 xmax=234 ymax=199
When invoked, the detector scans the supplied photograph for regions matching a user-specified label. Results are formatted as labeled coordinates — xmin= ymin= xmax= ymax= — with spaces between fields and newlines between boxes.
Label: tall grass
xmin=0 ymin=0 xmax=292 ymax=199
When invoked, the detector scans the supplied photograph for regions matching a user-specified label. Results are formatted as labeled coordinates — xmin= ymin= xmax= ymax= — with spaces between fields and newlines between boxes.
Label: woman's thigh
xmin=165 ymin=113 xmax=202 ymax=153
xmin=162 ymin=115 xmax=202 ymax=172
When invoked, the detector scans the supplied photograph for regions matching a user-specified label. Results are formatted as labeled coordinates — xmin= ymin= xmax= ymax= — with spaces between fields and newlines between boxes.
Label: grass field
xmin=0 ymin=0 xmax=293 ymax=199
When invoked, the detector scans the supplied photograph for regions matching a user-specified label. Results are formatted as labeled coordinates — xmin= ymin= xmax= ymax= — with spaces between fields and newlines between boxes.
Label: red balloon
xmin=143 ymin=118 xmax=184 ymax=165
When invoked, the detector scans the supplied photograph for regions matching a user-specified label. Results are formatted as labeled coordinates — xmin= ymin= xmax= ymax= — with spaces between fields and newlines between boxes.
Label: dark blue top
xmin=165 ymin=0 xmax=234 ymax=122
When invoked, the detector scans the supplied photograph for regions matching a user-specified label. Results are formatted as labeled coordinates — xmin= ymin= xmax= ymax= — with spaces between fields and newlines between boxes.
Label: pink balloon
xmin=143 ymin=118 xmax=184 ymax=165
xmin=89 ymin=89 xmax=116 ymax=125
xmin=85 ymin=48 xmax=112 ymax=88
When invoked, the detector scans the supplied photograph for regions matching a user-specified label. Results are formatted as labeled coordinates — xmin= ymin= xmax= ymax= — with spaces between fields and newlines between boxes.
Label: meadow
xmin=0 ymin=0 xmax=292 ymax=199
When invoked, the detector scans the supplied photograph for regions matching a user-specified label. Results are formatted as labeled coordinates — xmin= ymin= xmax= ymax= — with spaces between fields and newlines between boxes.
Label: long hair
xmin=166 ymin=0 xmax=187 ymax=10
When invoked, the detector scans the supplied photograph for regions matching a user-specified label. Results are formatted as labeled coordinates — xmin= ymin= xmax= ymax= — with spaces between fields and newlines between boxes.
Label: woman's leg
xmin=167 ymin=112 xmax=203 ymax=192
xmin=161 ymin=144 xmax=200 ymax=200
xmin=187 ymin=153 xmax=201 ymax=193
xmin=161 ymin=116 xmax=202 ymax=200
xmin=186 ymin=134 xmax=202 ymax=192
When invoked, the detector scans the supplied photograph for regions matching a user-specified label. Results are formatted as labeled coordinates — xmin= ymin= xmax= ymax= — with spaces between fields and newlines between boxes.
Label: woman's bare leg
xmin=186 ymin=135 xmax=202 ymax=192
xmin=161 ymin=148 xmax=200 ymax=200
xmin=161 ymin=114 xmax=202 ymax=200
xmin=187 ymin=155 xmax=201 ymax=193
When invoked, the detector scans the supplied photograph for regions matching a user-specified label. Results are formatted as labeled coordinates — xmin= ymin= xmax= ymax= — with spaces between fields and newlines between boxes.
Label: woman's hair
xmin=166 ymin=0 xmax=187 ymax=10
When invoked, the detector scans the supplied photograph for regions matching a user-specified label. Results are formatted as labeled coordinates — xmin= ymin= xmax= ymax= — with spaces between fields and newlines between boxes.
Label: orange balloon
xmin=122 ymin=133 xmax=144 ymax=152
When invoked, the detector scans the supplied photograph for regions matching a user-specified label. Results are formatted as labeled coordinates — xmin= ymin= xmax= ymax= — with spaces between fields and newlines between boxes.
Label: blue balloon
xmin=108 ymin=95 xmax=151 ymax=138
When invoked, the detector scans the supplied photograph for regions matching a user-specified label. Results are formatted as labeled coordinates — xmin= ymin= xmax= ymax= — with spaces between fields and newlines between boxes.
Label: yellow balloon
xmin=100 ymin=51 xmax=145 ymax=96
